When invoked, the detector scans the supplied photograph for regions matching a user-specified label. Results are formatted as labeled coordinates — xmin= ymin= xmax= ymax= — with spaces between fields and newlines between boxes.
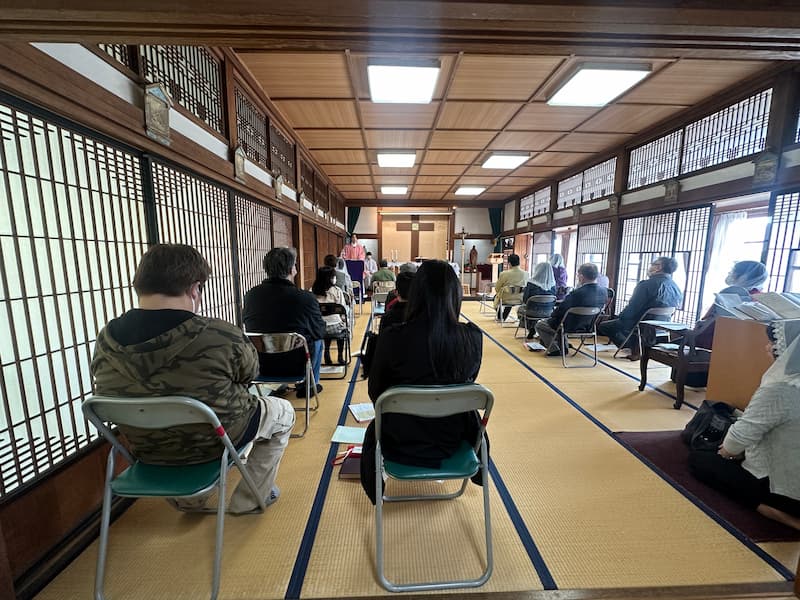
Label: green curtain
xmin=346 ymin=207 xmax=361 ymax=237
xmin=488 ymin=207 xmax=502 ymax=252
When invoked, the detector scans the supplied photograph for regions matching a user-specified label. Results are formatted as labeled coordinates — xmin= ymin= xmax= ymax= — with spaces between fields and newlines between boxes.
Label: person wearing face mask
xmin=597 ymin=256 xmax=683 ymax=360
xmin=694 ymin=261 xmax=769 ymax=351
xmin=90 ymin=244 xmax=296 ymax=514
xmin=689 ymin=319 xmax=800 ymax=531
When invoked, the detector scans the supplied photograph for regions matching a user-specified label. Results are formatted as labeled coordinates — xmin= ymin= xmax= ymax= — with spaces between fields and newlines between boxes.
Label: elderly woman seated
xmin=517 ymin=262 xmax=557 ymax=340
xmin=689 ymin=318 xmax=800 ymax=531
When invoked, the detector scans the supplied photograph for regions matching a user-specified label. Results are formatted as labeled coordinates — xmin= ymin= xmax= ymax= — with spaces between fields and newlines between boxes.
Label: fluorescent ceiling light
xmin=377 ymin=152 xmax=416 ymax=168
xmin=368 ymin=60 xmax=440 ymax=104
xmin=381 ymin=186 xmax=408 ymax=195
xmin=482 ymin=154 xmax=530 ymax=169
xmin=547 ymin=63 xmax=651 ymax=107
xmin=455 ymin=186 xmax=486 ymax=196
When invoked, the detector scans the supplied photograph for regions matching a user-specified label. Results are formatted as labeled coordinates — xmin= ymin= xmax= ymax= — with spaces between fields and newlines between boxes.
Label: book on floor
xmin=348 ymin=403 xmax=375 ymax=422
xmin=331 ymin=425 xmax=367 ymax=444
xmin=525 ymin=341 xmax=546 ymax=351
xmin=338 ymin=454 xmax=361 ymax=479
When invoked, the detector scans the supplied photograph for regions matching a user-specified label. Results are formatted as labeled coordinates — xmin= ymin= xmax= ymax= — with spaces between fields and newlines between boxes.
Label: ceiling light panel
xmin=482 ymin=154 xmax=530 ymax=169
xmin=377 ymin=152 xmax=416 ymax=168
xmin=548 ymin=64 xmax=651 ymax=107
xmin=455 ymin=186 xmax=486 ymax=196
xmin=368 ymin=60 xmax=441 ymax=104
xmin=381 ymin=186 xmax=408 ymax=195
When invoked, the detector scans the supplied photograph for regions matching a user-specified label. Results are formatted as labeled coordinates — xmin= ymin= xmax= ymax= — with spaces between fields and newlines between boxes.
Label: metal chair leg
xmin=94 ymin=448 xmax=116 ymax=600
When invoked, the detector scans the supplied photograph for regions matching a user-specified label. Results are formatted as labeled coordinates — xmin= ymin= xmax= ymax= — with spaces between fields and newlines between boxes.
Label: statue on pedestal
xmin=469 ymin=245 xmax=478 ymax=270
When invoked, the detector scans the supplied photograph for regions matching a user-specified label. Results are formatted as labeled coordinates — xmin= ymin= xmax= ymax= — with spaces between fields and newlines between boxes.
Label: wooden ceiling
xmin=2 ymin=1 xmax=799 ymax=207
xmin=239 ymin=50 xmax=772 ymax=205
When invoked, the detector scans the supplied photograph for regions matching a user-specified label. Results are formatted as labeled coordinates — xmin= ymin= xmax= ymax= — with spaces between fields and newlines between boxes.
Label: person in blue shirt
xmin=598 ymin=256 xmax=683 ymax=360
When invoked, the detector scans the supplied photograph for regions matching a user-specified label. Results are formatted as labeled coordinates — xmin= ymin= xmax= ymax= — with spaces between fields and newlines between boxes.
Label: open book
xmin=348 ymin=403 xmax=375 ymax=422
xmin=525 ymin=341 xmax=546 ymax=351
xmin=714 ymin=293 xmax=780 ymax=321
xmin=754 ymin=292 xmax=800 ymax=319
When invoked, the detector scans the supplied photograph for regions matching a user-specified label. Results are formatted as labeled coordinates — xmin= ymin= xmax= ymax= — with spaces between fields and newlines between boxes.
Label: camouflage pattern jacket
xmin=90 ymin=314 xmax=259 ymax=464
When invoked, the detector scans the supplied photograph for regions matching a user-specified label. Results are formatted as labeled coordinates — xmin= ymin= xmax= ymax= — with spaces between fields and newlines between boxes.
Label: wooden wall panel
xmin=302 ymin=221 xmax=317 ymax=287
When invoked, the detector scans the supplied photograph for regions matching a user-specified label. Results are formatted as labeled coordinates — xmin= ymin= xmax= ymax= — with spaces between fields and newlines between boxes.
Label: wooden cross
xmin=396 ymin=215 xmax=434 ymax=258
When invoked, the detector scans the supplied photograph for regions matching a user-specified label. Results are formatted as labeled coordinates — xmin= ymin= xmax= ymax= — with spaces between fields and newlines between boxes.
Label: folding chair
xmin=545 ymin=306 xmax=603 ymax=368
xmin=374 ymin=384 xmax=494 ymax=592
xmin=83 ymin=395 xmax=265 ymax=600
xmin=370 ymin=290 xmax=390 ymax=333
xmin=514 ymin=294 xmax=556 ymax=339
xmin=248 ymin=332 xmax=320 ymax=438
xmin=613 ymin=306 xmax=676 ymax=358
xmin=479 ymin=283 xmax=495 ymax=314
xmin=496 ymin=285 xmax=523 ymax=326
xmin=318 ymin=302 xmax=351 ymax=380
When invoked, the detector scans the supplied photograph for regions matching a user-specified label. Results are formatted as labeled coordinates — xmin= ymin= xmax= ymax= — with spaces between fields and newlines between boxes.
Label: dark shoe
xmin=627 ymin=352 xmax=641 ymax=361
xmin=324 ymin=353 xmax=333 ymax=365
xmin=272 ymin=384 xmax=290 ymax=397
xmin=296 ymin=384 xmax=323 ymax=398
xmin=526 ymin=331 xmax=535 ymax=340
xmin=337 ymin=356 xmax=346 ymax=365
xmin=546 ymin=348 xmax=563 ymax=357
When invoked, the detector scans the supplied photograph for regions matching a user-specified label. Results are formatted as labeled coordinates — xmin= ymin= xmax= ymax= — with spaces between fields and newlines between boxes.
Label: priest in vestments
xmin=341 ymin=233 xmax=366 ymax=261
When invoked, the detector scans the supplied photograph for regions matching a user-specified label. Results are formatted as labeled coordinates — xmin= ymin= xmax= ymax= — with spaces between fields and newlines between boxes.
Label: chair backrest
xmin=556 ymin=306 xmax=602 ymax=333
xmin=641 ymin=306 xmax=676 ymax=321
xmin=528 ymin=294 xmax=556 ymax=305
xmin=319 ymin=302 xmax=347 ymax=319
xmin=373 ymin=291 xmax=389 ymax=304
xmin=83 ymin=395 xmax=226 ymax=464
xmin=373 ymin=280 xmax=395 ymax=294
xmin=374 ymin=384 xmax=494 ymax=439
xmin=247 ymin=332 xmax=309 ymax=379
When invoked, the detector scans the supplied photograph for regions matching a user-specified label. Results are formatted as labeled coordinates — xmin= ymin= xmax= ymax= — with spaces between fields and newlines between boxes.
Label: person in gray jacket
xmin=689 ymin=318 xmax=800 ymax=531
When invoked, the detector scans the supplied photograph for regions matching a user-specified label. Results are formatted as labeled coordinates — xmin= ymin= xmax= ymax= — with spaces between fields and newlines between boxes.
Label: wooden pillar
xmin=606 ymin=216 xmax=622 ymax=296
xmin=0 ymin=521 xmax=14 ymax=600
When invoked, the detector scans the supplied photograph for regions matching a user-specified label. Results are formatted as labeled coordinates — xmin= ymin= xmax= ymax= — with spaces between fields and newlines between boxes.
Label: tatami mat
xmin=34 ymin=301 xmax=797 ymax=600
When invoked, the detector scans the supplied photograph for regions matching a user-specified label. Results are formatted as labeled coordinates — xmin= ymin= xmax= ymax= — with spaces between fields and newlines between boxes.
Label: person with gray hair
xmin=243 ymin=247 xmax=326 ymax=397
xmin=598 ymin=256 xmax=682 ymax=360
xmin=399 ymin=262 xmax=418 ymax=274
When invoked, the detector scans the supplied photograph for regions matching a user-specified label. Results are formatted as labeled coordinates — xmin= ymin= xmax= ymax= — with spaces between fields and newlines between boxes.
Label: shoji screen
xmin=150 ymin=161 xmax=238 ymax=324
xmin=0 ymin=100 xmax=147 ymax=495
xmin=616 ymin=206 xmax=712 ymax=324
xmin=575 ymin=222 xmax=611 ymax=278
xmin=234 ymin=194 xmax=272 ymax=307
xmin=764 ymin=191 xmax=800 ymax=293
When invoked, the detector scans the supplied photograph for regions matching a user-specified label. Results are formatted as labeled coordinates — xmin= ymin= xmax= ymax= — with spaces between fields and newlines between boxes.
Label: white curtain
xmin=702 ymin=211 xmax=747 ymax=313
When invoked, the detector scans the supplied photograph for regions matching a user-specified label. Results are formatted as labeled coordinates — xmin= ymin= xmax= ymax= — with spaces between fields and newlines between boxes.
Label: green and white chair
xmin=374 ymin=384 xmax=494 ymax=592
xmin=82 ymin=395 xmax=265 ymax=600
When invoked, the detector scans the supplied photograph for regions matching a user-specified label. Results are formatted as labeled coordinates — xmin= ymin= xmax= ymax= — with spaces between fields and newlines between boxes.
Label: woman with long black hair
xmin=359 ymin=259 xmax=485 ymax=503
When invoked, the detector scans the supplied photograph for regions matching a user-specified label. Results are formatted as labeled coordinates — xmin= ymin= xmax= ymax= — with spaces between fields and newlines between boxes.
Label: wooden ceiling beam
xmin=2 ymin=2 xmax=800 ymax=59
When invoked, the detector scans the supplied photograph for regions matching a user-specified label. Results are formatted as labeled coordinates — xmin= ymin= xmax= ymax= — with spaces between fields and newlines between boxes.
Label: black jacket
xmin=618 ymin=273 xmax=682 ymax=328
xmin=367 ymin=318 xmax=483 ymax=467
xmin=243 ymin=278 xmax=326 ymax=344
xmin=547 ymin=283 xmax=608 ymax=332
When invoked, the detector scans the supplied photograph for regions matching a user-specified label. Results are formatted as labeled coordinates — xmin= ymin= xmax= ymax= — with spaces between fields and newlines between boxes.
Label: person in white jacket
xmin=689 ymin=318 xmax=800 ymax=531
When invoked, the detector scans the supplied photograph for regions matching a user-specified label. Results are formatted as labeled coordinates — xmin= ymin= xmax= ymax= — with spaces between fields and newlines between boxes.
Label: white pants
xmin=227 ymin=395 xmax=295 ymax=513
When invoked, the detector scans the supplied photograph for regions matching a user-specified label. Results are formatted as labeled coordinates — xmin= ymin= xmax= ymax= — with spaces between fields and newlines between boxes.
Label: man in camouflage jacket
xmin=91 ymin=244 xmax=294 ymax=513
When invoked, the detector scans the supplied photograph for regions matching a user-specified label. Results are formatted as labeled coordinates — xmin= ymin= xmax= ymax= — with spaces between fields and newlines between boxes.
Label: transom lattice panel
xmin=764 ymin=191 xmax=800 ymax=293
xmin=140 ymin=45 xmax=225 ymax=135
xmin=151 ymin=161 xmax=238 ymax=324
xmin=235 ymin=86 xmax=270 ymax=169
xmin=0 ymin=102 xmax=147 ymax=496
xmin=272 ymin=210 xmax=295 ymax=249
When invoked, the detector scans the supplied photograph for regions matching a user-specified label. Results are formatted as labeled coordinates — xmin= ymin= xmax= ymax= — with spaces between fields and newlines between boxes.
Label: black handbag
xmin=681 ymin=400 xmax=736 ymax=452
